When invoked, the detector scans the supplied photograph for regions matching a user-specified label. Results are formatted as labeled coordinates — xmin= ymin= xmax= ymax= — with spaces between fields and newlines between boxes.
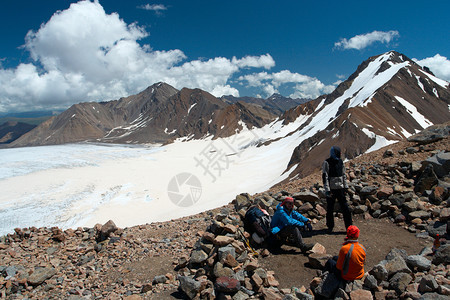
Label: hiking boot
xmin=300 ymin=243 xmax=314 ymax=253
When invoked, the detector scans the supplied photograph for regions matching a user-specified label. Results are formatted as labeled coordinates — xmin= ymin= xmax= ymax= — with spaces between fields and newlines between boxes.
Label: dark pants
xmin=325 ymin=256 xmax=343 ymax=279
xmin=327 ymin=189 xmax=352 ymax=230
xmin=275 ymin=225 xmax=304 ymax=248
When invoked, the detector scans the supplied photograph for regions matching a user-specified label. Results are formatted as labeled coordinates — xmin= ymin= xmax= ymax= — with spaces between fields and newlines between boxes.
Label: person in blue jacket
xmin=270 ymin=196 xmax=314 ymax=253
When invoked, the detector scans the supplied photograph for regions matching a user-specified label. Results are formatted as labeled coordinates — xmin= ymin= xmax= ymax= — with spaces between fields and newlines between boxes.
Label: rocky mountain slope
xmin=221 ymin=94 xmax=309 ymax=116
xmin=0 ymin=121 xmax=36 ymax=145
xmin=272 ymin=51 xmax=450 ymax=180
xmin=1 ymin=124 xmax=448 ymax=299
xmin=10 ymin=83 xmax=276 ymax=147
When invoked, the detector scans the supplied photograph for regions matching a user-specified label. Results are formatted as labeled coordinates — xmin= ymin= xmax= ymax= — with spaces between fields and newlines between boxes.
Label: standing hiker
xmin=270 ymin=197 xmax=314 ymax=253
xmin=322 ymin=146 xmax=352 ymax=232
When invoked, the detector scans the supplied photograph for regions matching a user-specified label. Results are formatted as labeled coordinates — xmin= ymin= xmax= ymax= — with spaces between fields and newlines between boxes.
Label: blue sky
xmin=0 ymin=0 xmax=449 ymax=113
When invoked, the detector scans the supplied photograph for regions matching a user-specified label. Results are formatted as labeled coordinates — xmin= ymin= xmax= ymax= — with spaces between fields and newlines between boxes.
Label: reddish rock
xmin=215 ymin=276 xmax=240 ymax=293
xmin=377 ymin=186 xmax=394 ymax=199
xmin=213 ymin=235 xmax=234 ymax=246
xmin=223 ymin=254 xmax=239 ymax=268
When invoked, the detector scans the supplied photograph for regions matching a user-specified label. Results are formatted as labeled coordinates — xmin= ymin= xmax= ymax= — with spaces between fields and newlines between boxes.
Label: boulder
xmin=190 ymin=250 xmax=208 ymax=264
xmin=384 ymin=257 xmax=411 ymax=277
xmin=308 ymin=253 xmax=332 ymax=269
xmin=407 ymin=123 xmax=450 ymax=145
xmin=27 ymin=267 xmax=57 ymax=286
xmin=418 ymin=275 xmax=439 ymax=293
xmin=414 ymin=165 xmax=439 ymax=194
xmin=178 ymin=276 xmax=201 ymax=299
xmin=405 ymin=255 xmax=431 ymax=271
xmin=389 ymin=272 xmax=412 ymax=294
xmin=349 ymin=289 xmax=373 ymax=300
xmin=432 ymin=244 xmax=450 ymax=265
xmin=423 ymin=152 xmax=450 ymax=178
xmin=314 ymin=272 xmax=341 ymax=299
xmin=293 ymin=191 xmax=320 ymax=203
xmin=98 ymin=220 xmax=118 ymax=242
xmin=215 ymin=276 xmax=241 ymax=293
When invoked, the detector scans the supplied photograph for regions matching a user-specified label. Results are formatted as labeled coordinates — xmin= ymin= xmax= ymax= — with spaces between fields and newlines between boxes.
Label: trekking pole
xmin=237 ymin=227 xmax=259 ymax=257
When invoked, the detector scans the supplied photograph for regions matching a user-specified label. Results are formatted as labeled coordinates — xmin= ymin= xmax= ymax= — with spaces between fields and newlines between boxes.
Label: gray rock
xmin=218 ymin=245 xmax=236 ymax=261
xmin=369 ymin=264 xmax=388 ymax=282
xmin=359 ymin=186 xmax=378 ymax=196
xmin=402 ymin=200 xmax=418 ymax=212
xmin=389 ymin=194 xmax=407 ymax=207
xmin=293 ymin=191 xmax=320 ymax=203
xmin=384 ymin=256 xmax=411 ymax=277
xmin=418 ymin=275 xmax=439 ymax=293
xmin=419 ymin=246 xmax=433 ymax=256
xmin=315 ymin=272 xmax=341 ymax=299
xmin=178 ymin=275 xmax=201 ymax=299
xmin=27 ymin=267 xmax=57 ymax=286
xmin=414 ymin=165 xmax=439 ymax=194
xmin=423 ymin=152 xmax=450 ymax=178
xmin=152 ymin=275 xmax=168 ymax=284
xmin=408 ymin=210 xmax=431 ymax=220
xmin=432 ymin=243 xmax=450 ymax=265
xmin=420 ymin=292 xmax=450 ymax=300
xmin=4 ymin=266 xmax=17 ymax=279
xmin=232 ymin=290 xmax=250 ymax=300
xmin=385 ymin=248 xmax=408 ymax=261
xmin=389 ymin=272 xmax=412 ymax=294
xmin=253 ymin=268 xmax=268 ymax=279
xmin=405 ymin=255 xmax=431 ymax=271
xmin=190 ymin=249 xmax=208 ymax=264
xmin=407 ymin=123 xmax=450 ymax=145
xmin=233 ymin=269 xmax=245 ymax=282
xmin=295 ymin=291 xmax=314 ymax=300
xmin=298 ymin=202 xmax=314 ymax=214
xmin=427 ymin=221 xmax=447 ymax=237
xmin=363 ymin=274 xmax=378 ymax=290
xmin=213 ymin=262 xmax=234 ymax=278
xmin=308 ymin=253 xmax=333 ymax=269
xmin=334 ymin=288 xmax=349 ymax=300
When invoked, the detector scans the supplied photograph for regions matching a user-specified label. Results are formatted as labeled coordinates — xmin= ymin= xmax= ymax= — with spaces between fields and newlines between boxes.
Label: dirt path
xmin=258 ymin=215 xmax=431 ymax=289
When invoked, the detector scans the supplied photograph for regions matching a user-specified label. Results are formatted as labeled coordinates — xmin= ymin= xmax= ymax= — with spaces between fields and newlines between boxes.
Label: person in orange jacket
xmin=325 ymin=225 xmax=366 ymax=281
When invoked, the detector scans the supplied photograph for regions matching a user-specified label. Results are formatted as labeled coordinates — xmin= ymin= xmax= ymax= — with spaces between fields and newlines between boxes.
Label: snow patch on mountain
xmin=394 ymin=96 xmax=433 ymax=128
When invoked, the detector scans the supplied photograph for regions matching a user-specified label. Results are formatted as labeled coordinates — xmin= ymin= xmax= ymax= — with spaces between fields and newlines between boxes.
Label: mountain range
xmin=7 ymin=51 xmax=450 ymax=179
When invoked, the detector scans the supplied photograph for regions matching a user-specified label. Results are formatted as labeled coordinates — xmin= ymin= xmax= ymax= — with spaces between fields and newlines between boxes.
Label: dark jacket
xmin=322 ymin=146 xmax=348 ymax=193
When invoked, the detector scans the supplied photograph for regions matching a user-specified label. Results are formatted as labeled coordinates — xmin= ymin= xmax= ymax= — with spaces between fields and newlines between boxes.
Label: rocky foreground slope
xmin=0 ymin=125 xmax=449 ymax=299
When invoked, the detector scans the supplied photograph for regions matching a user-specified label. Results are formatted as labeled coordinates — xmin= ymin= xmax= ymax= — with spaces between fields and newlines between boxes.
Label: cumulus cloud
xmin=414 ymin=54 xmax=450 ymax=82
xmin=334 ymin=30 xmax=399 ymax=50
xmin=0 ymin=0 xmax=276 ymax=112
xmin=239 ymin=70 xmax=336 ymax=99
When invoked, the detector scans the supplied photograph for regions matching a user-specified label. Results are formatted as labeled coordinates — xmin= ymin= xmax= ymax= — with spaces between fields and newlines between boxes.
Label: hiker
xmin=270 ymin=197 xmax=314 ymax=253
xmin=322 ymin=145 xmax=352 ymax=232
xmin=244 ymin=204 xmax=272 ymax=244
xmin=325 ymin=225 xmax=366 ymax=281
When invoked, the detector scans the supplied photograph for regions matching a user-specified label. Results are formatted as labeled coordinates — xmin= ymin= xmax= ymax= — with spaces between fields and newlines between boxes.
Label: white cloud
xmin=239 ymin=70 xmax=336 ymax=99
xmin=0 ymin=0 xmax=277 ymax=112
xmin=138 ymin=4 xmax=168 ymax=14
xmin=334 ymin=30 xmax=399 ymax=50
xmin=414 ymin=54 xmax=450 ymax=82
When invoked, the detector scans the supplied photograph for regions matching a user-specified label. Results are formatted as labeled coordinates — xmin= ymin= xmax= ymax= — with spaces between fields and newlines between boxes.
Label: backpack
xmin=244 ymin=206 xmax=272 ymax=243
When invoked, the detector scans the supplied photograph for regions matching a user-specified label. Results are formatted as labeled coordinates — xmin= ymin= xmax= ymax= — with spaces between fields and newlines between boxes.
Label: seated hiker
xmin=244 ymin=204 xmax=272 ymax=244
xmin=325 ymin=225 xmax=366 ymax=281
xmin=270 ymin=197 xmax=314 ymax=253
